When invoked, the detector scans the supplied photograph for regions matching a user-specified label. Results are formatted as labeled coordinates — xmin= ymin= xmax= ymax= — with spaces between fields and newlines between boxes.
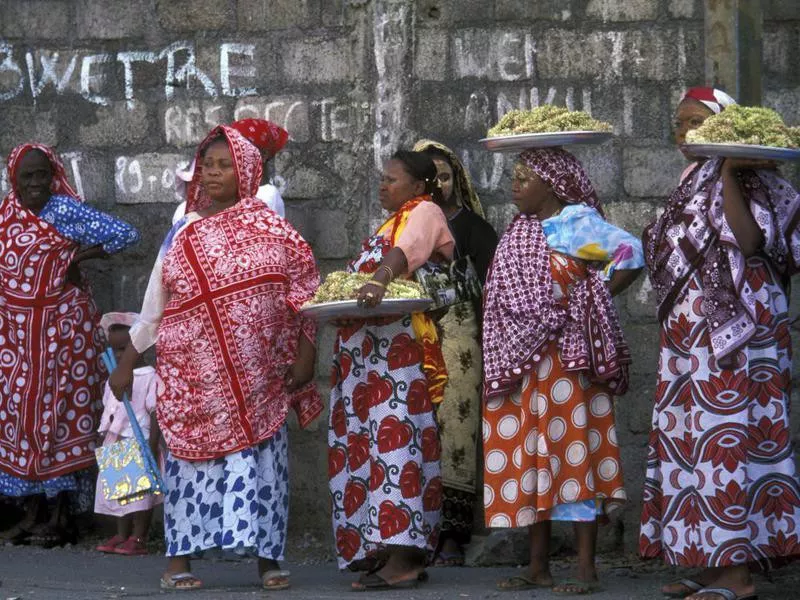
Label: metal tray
xmin=300 ymin=298 xmax=434 ymax=321
xmin=480 ymin=131 xmax=613 ymax=152
xmin=682 ymin=143 xmax=800 ymax=162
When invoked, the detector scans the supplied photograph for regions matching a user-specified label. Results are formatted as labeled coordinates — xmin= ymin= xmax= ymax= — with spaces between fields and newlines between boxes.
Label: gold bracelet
xmin=367 ymin=279 xmax=387 ymax=290
xmin=378 ymin=264 xmax=395 ymax=281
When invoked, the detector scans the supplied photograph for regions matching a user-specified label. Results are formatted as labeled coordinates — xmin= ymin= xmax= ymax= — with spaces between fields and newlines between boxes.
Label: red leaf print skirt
xmin=640 ymin=266 xmax=800 ymax=568
xmin=329 ymin=316 xmax=441 ymax=569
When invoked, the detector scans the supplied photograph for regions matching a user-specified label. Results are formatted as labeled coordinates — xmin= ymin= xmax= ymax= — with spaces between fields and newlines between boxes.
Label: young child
xmin=94 ymin=312 xmax=162 ymax=555
xmin=482 ymin=148 xmax=644 ymax=594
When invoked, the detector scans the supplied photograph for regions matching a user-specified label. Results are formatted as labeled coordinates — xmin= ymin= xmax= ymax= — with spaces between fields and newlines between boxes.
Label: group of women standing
xmin=1 ymin=85 xmax=799 ymax=600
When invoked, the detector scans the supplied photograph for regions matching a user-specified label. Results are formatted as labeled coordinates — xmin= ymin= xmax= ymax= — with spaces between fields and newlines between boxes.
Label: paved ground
xmin=1 ymin=544 xmax=799 ymax=599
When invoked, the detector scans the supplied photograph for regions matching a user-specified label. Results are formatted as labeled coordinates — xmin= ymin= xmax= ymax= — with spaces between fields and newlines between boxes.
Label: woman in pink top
xmin=329 ymin=150 xmax=454 ymax=591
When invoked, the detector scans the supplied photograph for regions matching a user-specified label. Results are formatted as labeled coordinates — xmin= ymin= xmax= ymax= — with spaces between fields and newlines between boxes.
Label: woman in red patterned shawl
xmin=0 ymin=144 xmax=139 ymax=547
xmin=640 ymin=88 xmax=800 ymax=600
xmin=109 ymin=126 xmax=321 ymax=591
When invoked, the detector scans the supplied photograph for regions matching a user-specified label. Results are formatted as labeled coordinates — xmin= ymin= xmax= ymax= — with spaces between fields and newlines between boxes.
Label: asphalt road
xmin=1 ymin=545 xmax=799 ymax=599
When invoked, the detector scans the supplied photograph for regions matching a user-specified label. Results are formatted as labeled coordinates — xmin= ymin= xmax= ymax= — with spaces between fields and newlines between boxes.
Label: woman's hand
xmin=73 ymin=244 xmax=108 ymax=264
xmin=356 ymin=282 xmax=387 ymax=309
xmin=722 ymin=157 xmax=778 ymax=172
xmin=108 ymin=364 xmax=134 ymax=401
xmin=285 ymin=334 xmax=316 ymax=392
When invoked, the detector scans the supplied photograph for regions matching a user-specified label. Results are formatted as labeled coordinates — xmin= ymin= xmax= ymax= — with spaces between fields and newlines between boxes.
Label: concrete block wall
xmin=1 ymin=0 xmax=799 ymax=554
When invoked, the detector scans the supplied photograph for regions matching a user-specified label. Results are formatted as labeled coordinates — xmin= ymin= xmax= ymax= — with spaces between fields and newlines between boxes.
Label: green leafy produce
xmin=307 ymin=271 xmax=426 ymax=304
xmin=487 ymin=105 xmax=612 ymax=136
xmin=686 ymin=105 xmax=799 ymax=148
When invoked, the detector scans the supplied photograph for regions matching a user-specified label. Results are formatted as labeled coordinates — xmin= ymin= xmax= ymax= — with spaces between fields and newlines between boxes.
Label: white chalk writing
xmin=0 ymin=41 xmax=258 ymax=108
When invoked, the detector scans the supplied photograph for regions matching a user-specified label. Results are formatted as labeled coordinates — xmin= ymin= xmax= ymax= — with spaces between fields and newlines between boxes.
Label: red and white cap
xmin=682 ymin=87 xmax=737 ymax=114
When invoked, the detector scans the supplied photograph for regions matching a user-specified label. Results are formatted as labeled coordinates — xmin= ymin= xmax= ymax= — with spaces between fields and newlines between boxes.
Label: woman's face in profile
xmin=378 ymin=159 xmax=424 ymax=212
xmin=674 ymin=98 xmax=713 ymax=161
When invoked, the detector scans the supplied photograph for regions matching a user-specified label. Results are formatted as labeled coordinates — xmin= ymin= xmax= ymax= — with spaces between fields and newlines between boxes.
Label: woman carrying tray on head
xmin=483 ymin=147 xmax=643 ymax=594
xmin=328 ymin=150 xmax=454 ymax=591
xmin=413 ymin=139 xmax=498 ymax=567
xmin=640 ymin=88 xmax=800 ymax=600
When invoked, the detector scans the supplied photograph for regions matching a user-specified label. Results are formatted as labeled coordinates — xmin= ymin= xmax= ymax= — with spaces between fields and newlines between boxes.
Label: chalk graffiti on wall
xmin=0 ymin=41 xmax=259 ymax=108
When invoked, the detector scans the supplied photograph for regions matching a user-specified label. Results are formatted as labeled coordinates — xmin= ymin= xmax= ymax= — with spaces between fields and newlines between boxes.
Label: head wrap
xmin=412 ymin=139 xmax=485 ymax=218
xmin=230 ymin=119 xmax=289 ymax=160
xmin=186 ymin=125 xmax=263 ymax=214
xmin=681 ymin=87 xmax=736 ymax=114
xmin=100 ymin=312 xmax=139 ymax=338
xmin=5 ymin=143 xmax=81 ymax=203
xmin=518 ymin=147 xmax=601 ymax=213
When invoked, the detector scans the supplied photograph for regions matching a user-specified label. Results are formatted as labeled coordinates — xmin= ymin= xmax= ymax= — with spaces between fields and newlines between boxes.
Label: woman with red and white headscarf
xmin=109 ymin=126 xmax=321 ymax=591
xmin=0 ymin=143 xmax=139 ymax=547
xmin=641 ymin=88 xmax=800 ymax=600
xmin=483 ymin=147 xmax=643 ymax=594
xmin=172 ymin=118 xmax=290 ymax=224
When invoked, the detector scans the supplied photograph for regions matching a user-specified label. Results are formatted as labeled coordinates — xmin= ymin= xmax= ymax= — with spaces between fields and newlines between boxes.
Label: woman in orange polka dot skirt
xmin=481 ymin=148 xmax=644 ymax=594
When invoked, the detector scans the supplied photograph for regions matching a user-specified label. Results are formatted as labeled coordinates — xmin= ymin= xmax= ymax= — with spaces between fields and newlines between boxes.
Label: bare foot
xmin=661 ymin=568 xmax=722 ymax=596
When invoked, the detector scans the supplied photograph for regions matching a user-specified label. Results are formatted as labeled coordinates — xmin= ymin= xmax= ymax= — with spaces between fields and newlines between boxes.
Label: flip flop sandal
xmin=552 ymin=579 xmax=603 ymax=595
xmin=160 ymin=572 xmax=203 ymax=591
xmin=692 ymin=588 xmax=758 ymax=600
xmin=351 ymin=571 xmax=421 ymax=592
xmin=96 ymin=534 xmax=127 ymax=553
xmin=663 ymin=579 xmax=704 ymax=598
xmin=0 ymin=524 xmax=33 ymax=545
xmin=497 ymin=575 xmax=546 ymax=591
xmin=114 ymin=536 xmax=148 ymax=556
xmin=347 ymin=556 xmax=386 ymax=573
xmin=262 ymin=569 xmax=291 ymax=591
xmin=30 ymin=524 xmax=77 ymax=549
xmin=432 ymin=551 xmax=465 ymax=567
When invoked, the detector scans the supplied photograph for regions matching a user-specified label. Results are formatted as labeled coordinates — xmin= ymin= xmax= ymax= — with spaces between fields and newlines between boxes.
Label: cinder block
xmin=451 ymin=28 xmax=535 ymax=81
xmin=3 ymin=1 xmax=71 ymax=39
xmin=156 ymin=0 xmax=233 ymax=31
xmin=571 ymin=143 xmax=622 ymax=199
xmin=668 ymin=0 xmax=699 ymax=19
xmin=234 ymin=96 xmax=311 ymax=142
xmin=281 ymin=37 xmax=358 ymax=83
xmin=495 ymin=0 xmax=570 ymax=21
xmin=77 ymin=101 xmax=151 ymax=147
xmin=113 ymin=152 xmax=187 ymax=204
xmin=0 ymin=106 xmax=58 ymax=150
xmin=237 ymin=0 xmax=314 ymax=30
xmin=76 ymin=0 xmax=148 ymax=39
xmin=162 ymin=100 xmax=233 ymax=147
xmin=623 ymin=146 xmax=687 ymax=198
xmin=763 ymin=27 xmax=796 ymax=79
xmin=585 ymin=0 xmax=659 ymax=21
xmin=414 ymin=29 xmax=449 ymax=81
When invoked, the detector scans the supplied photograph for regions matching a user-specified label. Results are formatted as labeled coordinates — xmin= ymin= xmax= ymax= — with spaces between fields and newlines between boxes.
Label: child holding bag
xmin=94 ymin=312 xmax=163 ymax=555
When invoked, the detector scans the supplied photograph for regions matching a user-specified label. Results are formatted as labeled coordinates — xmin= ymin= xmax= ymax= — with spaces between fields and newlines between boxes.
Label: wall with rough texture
xmin=1 ymin=0 xmax=799 ymax=558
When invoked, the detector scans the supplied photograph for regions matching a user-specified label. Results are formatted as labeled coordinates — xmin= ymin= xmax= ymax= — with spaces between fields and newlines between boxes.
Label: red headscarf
xmin=230 ymin=118 xmax=289 ymax=160
xmin=186 ymin=125 xmax=264 ymax=214
xmin=518 ymin=147 xmax=601 ymax=214
xmin=681 ymin=87 xmax=736 ymax=114
xmin=5 ymin=143 xmax=81 ymax=204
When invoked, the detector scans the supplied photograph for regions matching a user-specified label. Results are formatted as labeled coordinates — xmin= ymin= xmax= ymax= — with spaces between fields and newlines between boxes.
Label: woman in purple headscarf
xmin=640 ymin=88 xmax=800 ymax=600
xmin=482 ymin=148 xmax=644 ymax=593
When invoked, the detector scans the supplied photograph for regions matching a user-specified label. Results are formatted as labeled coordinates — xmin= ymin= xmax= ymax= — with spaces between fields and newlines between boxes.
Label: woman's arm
xmin=608 ymin=267 xmax=642 ymax=297
xmin=356 ymin=247 xmax=409 ymax=308
xmin=53 ymin=196 xmax=140 ymax=254
xmin=720 ymin=158 xmax=771 ymax=257
xmin=285 ymin=333 xmax=316 ymax=391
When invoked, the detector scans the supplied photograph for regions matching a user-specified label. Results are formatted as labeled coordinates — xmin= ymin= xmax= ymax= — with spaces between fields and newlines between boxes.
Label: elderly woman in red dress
xmin=0 ymin=143 xmax=139 ymax=547
xmin=640 ymin=87 xmax=800 ymax=600
xmin=110 ymin=126 xmax=321 ymax=591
